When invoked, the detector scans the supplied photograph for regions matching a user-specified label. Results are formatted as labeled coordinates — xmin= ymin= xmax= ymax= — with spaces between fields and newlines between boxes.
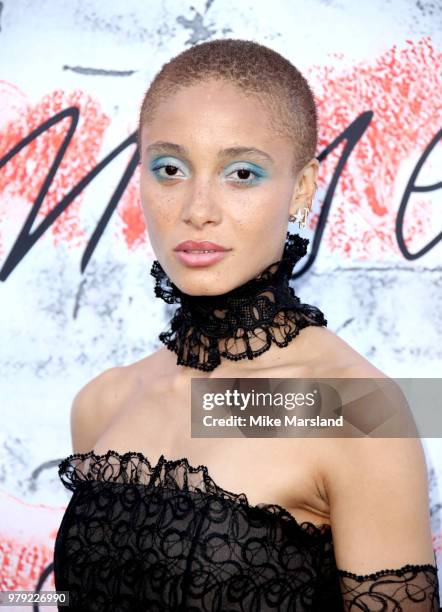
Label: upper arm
xmin=322 ymin=359 xmax=435 ymax=573
xmin=324 ymin=435 xmax=435 ymax=574
xmin=70 ymin=367 xmax=124 ymax=454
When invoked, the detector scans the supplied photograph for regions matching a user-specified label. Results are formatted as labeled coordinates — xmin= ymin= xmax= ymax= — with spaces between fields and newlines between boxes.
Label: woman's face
xmin=139 ymin=78 xmax=318 ymax=295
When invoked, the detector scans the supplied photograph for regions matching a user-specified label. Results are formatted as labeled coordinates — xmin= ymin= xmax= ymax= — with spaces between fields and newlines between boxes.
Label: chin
xmin=178 ymin=283 xmax=229 ymax=297
xmin=171 ymin=272 xmax=234 ymax=296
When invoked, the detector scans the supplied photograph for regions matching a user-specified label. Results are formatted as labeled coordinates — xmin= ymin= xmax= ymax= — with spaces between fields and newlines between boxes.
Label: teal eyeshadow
xmin=149 ymin=157 xmax=269 ymax=181
xmin=229 ymin=162 xmax=268 ymax=178
xmin=149 ymin=156 xmax=182 ymax=171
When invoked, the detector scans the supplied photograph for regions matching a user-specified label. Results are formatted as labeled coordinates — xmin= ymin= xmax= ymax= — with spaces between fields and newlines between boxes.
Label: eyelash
xmin=150 ymin=161 xmax=264 ymax=185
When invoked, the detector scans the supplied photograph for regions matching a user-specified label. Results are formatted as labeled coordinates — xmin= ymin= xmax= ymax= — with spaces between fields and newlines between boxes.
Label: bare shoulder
xmin=301 ymin=325 xmax=388 ymax=378
xmin=69 ymin=365 xmax=128 ymax=454
xmin=69 ymin=349 xmax=167 ymax=454
xmin=301 ymin=326 xmax=394 ymax=504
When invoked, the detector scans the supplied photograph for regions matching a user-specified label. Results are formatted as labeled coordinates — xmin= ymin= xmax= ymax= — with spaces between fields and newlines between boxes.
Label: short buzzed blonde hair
xmin=138 ymin=38 xmax=318 ymax=176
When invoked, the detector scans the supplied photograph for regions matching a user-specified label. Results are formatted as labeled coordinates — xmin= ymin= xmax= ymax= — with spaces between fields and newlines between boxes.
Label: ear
xmin=289 ymin=158 xmax=319 ymax=218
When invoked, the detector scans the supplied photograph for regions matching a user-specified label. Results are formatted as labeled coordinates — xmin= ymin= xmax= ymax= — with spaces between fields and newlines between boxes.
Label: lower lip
xmin=174 ymin=250 xmax=230 ymax=267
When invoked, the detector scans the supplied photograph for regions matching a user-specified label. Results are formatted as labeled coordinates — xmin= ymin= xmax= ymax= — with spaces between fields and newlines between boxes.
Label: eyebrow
xmin=144 ymin=141 xmax=274 ymax=164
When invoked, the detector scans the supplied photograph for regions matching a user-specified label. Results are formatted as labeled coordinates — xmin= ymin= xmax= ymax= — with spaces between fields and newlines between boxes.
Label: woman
xmin=53 ymin=39 xmax=440 ymax=610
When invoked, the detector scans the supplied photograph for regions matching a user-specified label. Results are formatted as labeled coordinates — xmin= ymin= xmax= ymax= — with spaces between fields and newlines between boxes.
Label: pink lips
xmin=174 ymin=240 xmax=231 ymax=268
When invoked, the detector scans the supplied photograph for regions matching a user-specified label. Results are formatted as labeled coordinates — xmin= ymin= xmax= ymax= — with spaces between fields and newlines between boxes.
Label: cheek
xmin=140 ymin=176 xmax=177 ymax=224
xmin=228 ymin=183 xmax=288 ymax=226
xmin=146 ymin=203 xmax=176 ymax=232
xmin=238 ymin=188 xmax=292 ymax=251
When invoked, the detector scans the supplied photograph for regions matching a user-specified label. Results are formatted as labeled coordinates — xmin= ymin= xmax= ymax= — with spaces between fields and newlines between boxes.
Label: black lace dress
xmin=53 ymin=450 xmax=440 ymax=611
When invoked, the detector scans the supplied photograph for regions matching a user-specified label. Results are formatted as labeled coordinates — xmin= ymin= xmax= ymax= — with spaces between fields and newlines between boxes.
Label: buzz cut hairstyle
xmin=137 ymin=38 xmax=318 ymax=176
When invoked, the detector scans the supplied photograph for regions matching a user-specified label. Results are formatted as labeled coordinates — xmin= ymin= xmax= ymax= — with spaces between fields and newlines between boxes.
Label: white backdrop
xmin=0 ymin=0 xmax=441 ymax=603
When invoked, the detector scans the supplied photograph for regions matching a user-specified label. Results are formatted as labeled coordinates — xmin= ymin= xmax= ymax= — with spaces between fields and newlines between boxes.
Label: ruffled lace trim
xmin=149 ymin=232 xmax=327 ymax=372
xmin=58 ymin=449 xmax=332 ymax=539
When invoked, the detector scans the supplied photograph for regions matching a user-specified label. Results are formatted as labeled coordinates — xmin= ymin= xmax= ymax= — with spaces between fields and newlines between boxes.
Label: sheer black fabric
xmin=149 ymin=232 xmax=327 ymax=372
xmin=337 ymin=565 xmax=440 ymax=611
xmin=53 ymin=450 xmax=440 ymax=611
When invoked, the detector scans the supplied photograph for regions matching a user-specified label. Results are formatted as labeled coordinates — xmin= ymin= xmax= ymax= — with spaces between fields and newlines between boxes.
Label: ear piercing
xmin=289 ymin=183 xmax=318 ymax=228
xmin=289 ymin=207 xmax=310 ymax=228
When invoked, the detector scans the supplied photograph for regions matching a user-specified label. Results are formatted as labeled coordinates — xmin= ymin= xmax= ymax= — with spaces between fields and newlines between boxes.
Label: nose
xmin=180 ymin=177 xmax=221 ymax=229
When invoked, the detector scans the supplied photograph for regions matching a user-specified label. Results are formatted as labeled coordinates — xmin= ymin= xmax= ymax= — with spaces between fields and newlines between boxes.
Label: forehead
xmin=158 ymin=79 xmax=271 ymax=118
xmin=141 ymin=80 xmax=291 ymax=158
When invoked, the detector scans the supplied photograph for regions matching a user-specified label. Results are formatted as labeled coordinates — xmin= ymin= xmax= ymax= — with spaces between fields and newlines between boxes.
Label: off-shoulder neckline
xmin=58 ymin=448 xmax=333 ymax=539
xmin=57 ymin=449 xmax=440 ymax=584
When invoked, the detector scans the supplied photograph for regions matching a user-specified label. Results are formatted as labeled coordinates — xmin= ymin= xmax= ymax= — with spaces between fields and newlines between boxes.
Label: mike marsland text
xmin=202 ymin=415 xmax=344 ymax=427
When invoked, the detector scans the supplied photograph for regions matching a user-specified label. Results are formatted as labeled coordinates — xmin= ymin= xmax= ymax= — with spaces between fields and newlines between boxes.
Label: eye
xmin=154 ymin=164 xmax=184 ymax=178
xmin=231 ymin=168 xmax=257 ymax=181
xmin=149 ymin=157 xmax=187 ymax=181
xmin=225 ymin=162 xmax=267 ymax=185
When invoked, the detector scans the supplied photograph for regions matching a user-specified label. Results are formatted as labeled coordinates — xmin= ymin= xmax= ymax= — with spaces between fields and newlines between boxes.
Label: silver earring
xmin=289 ymin=186 xmax=317 ymax=227
xmin=289 ymin=207 xmax=310 ymax=228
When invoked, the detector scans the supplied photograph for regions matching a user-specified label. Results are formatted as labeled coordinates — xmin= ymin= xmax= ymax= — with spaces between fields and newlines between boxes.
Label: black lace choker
xmin=149 ymin=232 xmax=327 ymax=372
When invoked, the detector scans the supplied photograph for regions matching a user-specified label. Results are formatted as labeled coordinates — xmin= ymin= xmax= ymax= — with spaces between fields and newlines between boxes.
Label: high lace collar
xmin=149 ymin=231 xmax=327 ymax=372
